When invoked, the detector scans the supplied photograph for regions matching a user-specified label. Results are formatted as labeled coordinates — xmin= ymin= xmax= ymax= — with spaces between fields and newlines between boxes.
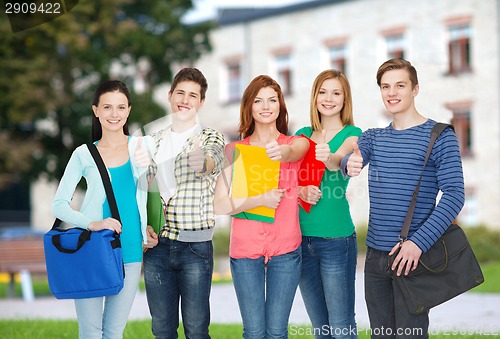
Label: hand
xmin=315 ymin=129 xmax=331 ymax=164
xmin=188 ymin=138 xmax=207 ymax=173
xmin=346 ymin=142 xmax=363 ymax=177
xmin=265 ymin=140 xmax=282 ymax=161
xmin=260 ymin=188 xmax=286 ymax=209
xmin=143 ymin=226 xmax=159 ymax=250
xmin=298 ymin=185 xmax=322 ymax=205
xmin=389 ymin=240 xmax=423 ymax=276
xmin=88 ymin=218 xmax=122 ymax=234
xmin=134 ymin=137 xmax=151 ymax=168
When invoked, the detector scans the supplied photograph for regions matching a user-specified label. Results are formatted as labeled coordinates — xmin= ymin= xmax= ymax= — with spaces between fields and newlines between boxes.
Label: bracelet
xmin=202 ymin=158 xmax=208 ymax=173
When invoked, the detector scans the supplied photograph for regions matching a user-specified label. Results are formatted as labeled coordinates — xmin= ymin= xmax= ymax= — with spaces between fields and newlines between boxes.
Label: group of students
xmin=52 ymin=58 xmax=465 ymax=339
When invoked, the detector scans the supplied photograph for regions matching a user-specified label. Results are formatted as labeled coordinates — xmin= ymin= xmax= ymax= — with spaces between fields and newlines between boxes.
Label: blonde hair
xmin=309 ymin=69 xmax=354 ymax=131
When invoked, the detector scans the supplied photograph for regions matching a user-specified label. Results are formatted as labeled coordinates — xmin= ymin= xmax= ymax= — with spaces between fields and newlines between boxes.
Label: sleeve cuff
xmin=340 ymin=152 xmax=352 ymax=178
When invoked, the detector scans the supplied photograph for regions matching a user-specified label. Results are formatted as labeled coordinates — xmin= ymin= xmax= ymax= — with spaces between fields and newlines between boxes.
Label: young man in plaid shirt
xmin=143 ymin=68 xmax=225 ymax=339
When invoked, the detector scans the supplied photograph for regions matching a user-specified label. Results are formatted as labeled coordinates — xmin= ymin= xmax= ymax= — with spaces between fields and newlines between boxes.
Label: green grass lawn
xmin=468 ymin=260 xmax=500 ymax=293
xmin=0 ymin=261 xmax=498 ymax=338
xmin=0 ymin=274 xmax=232 ymax=298
xmin=0 ymin=320 xmax=498 ymax=339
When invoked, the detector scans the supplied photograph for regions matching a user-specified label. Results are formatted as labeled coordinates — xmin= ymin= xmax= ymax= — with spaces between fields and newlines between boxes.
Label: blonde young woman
xmin=295 ymin=69 xmax=362 ymax=339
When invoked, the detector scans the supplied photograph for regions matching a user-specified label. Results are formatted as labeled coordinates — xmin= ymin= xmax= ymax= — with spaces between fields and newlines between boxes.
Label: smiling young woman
xmin=213 ymin=74 xmax=309 ymax=338
xmin=52 ymin=80 xmax=157 ymax=338
xmin=295 ymin=69 xmax=362 ymax=339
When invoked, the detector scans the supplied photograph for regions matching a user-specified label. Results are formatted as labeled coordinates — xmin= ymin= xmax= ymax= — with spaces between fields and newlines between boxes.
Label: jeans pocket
xmin=188 ymin=241 xmax=213 ymax=260
xmin=365 ymin=247 xmax=374 ymax=261
xmin=285 ymin=246 xmax=302 ymax=262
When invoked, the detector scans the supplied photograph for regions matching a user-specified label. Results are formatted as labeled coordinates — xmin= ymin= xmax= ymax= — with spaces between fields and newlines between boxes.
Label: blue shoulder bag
xmin=44 ymin=143 xmax=125 ymax=299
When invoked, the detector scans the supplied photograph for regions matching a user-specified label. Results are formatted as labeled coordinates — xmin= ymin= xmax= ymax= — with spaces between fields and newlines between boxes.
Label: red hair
xmin=238 ymin=75 xmax=289 ymax=139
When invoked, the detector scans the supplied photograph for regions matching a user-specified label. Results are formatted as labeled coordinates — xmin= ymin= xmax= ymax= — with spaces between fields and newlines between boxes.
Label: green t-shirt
xmin=295 ymin=125 xmax=362 ymax=238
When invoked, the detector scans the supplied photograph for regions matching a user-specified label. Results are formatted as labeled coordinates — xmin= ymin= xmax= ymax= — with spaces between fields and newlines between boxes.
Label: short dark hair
xmin=169 ymin=68 xmax=208 ymax=100
xmin=91 ymin=80 xmax=131 ymax=142
xmin=376 ymin=58 xmax=419 ymax=89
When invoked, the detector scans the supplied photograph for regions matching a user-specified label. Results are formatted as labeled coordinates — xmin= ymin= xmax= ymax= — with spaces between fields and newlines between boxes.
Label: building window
xmin=386 ymin=34 xmax=405 ymax=59
xmin=448 ymin=24 xmax=472 ymax=74
xmin=460 ymin=187 xmax=478 ymax=226
xmin=227 ymin=62 xmax=242 ymax=103
xmin=328 ymin=45 xmax=347 ymax=74
xmin=275 ymin=54 xmax=293 ymax=96
xmin=449 ymin=106 xmax=473 ymax=157
xmin=381 ymin=27 xmax=406 ymax=60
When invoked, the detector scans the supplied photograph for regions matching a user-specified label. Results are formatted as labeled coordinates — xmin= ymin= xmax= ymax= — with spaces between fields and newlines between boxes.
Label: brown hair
xmin=376 ymin=58 xmax=418 ymax=89
xmin=309 ymin=69 xmax=354 ymax=131
xmin=169 ymin=67 xmax=208 ymax=100
xmin=238 ymin=75 xmax=289 ymax=139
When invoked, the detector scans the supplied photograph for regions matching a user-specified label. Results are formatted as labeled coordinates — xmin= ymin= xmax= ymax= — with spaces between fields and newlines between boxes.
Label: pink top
xmin=226 ymin=134 xmax=303 ymax=262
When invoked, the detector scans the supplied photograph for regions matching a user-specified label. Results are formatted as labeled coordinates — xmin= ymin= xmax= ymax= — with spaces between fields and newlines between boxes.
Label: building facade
xmin=193 ymin=0 xmax=500 ymax=228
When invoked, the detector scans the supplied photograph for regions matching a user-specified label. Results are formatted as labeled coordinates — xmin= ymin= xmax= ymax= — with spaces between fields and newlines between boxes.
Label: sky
xmin=184 ymin=0 xmax=314 ymax=23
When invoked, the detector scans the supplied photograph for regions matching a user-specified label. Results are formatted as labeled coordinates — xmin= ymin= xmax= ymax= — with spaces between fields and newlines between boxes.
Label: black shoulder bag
xmin=389 ymin=123 xmax=484 ymax=315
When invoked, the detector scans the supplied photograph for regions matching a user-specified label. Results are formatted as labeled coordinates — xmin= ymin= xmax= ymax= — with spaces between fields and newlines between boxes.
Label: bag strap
xmin=399 ymin=123 xmax=452 ymax=241
xmin=51 ymin=143 xmax=122 ymax=230
xmin=86 ymin=143 xmax=121 ymax=223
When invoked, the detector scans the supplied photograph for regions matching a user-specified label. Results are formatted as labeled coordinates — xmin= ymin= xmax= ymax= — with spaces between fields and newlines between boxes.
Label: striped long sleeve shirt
xmin=341 ymin=119 xmax=464 ymax=253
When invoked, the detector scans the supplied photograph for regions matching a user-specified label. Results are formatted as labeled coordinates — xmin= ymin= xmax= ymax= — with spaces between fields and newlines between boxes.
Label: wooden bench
xmin=0 ymin=237 xmax=46 ymax=301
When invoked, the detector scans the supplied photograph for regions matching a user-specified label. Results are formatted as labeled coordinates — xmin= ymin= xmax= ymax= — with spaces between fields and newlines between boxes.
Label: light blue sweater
xmin=51 ymin=136 xmax=154 ymax=244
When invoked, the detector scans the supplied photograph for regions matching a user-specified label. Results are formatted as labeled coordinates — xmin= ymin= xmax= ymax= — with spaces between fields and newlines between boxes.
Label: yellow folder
xmin=231 ymin=144 xmax=280 ymax=223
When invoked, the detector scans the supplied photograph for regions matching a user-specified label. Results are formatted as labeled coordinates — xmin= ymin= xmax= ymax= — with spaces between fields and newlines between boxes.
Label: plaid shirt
xmin=148 ymin=125 xmax=225 ymax=241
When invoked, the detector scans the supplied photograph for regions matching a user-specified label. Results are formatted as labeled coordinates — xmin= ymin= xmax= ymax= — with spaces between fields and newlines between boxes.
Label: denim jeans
xmin=299 ymin=235 xmax=358 ymax=339
xmin=74 ymin=262 xmax=142 ymax=339
xmin=143 ymin=237 xmax=213 ymax=339
xmin=230 ymin=247 xmax=302 ymax=339
xmin=364 ymin=247 xmax=429 ymax=339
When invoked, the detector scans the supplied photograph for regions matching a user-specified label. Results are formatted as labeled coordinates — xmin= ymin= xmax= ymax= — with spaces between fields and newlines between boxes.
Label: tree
xmin=0 ymin=0 xmax=213 ymax=188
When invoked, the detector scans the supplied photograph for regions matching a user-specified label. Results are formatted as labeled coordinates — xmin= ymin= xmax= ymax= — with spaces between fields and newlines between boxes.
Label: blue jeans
xmin=143 ymin=238 xmax=213 ymax=339
xmin=299 ymin=235 xmax=358 ymax=339
xmin=230 ymin=247 xmax=302 ymax=339
xmin=75 ymin=262 xmax=142 ymax=339
xmin=364 ymin=247 xmax=429 ymax=339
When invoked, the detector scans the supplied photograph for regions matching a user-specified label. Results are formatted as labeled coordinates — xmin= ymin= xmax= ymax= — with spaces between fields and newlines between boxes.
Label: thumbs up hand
xmin=346 ymin=142 xmax=363 ymax=177
xmin=298 ymin=185 xmax=322 ymax=205
xmin=188 ymin=137 xmax=207 ymax=173
xmin=265 ymin=140 xmax=282 ymax=161
xmin=134 ymin=137 xmax=151 ymax=168
xmin=353 ymin=142 xmax=362 ymax=157
xmin=315 ymin=129 xmax=331 ymax=164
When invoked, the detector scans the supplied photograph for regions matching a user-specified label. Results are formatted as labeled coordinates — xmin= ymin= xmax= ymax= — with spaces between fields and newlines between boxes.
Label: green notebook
xmin=147 ymin=179 xmax=165 ymax=234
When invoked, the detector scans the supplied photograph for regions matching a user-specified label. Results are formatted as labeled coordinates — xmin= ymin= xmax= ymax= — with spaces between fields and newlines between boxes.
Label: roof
xmin=217 ymin=0 xmax=352 ymax=25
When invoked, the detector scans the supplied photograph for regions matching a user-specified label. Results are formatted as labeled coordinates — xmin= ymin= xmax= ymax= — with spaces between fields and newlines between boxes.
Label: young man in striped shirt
xmin=341 ymin=58 xmax=465 ymax=338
